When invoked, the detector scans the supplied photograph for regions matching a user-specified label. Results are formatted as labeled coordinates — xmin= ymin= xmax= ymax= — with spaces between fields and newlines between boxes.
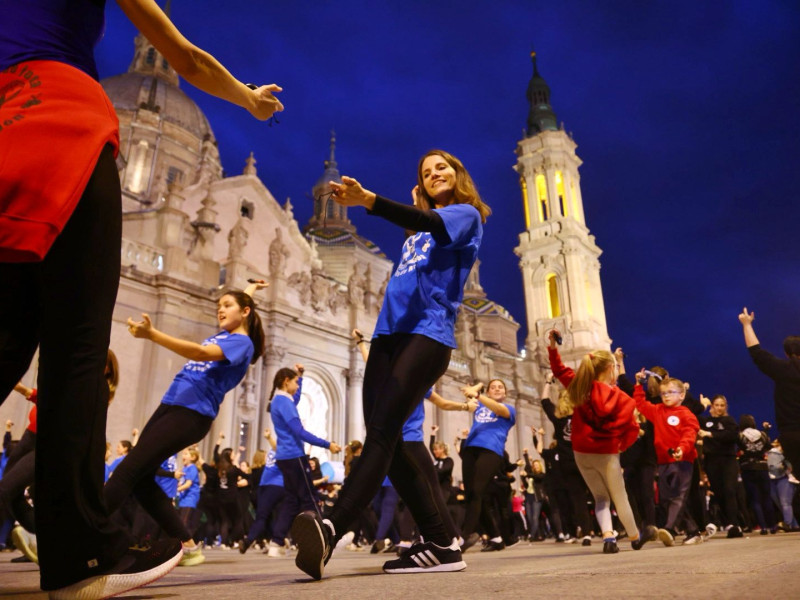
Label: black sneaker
xmin=371 ymin=539 xmax=385 ymax=554
xmin=49 ymin=538 xmax=182 ymax=600
xmin=632 ymin=526 xmax=657 ymax=550
xmin=383 ymin=541 xmax=466 ymax=573
xmin=726 ymin=525 xmax=743 ymax=539
xmin=382 ymin=541 xmax=397 ymax=554
xmin=581 ymin=536 xmax=591 ymax=546
xmin=291 ymin=511 xmax=333 ymax=581
xmin=239 ymin=536 xmax=251 ymax=555
xmin=460 ymin=532 xmax=481 ymax=552
xmin=602 ymin=540 xmax=619 ymax=554
xmin=480 ymin=540 xmax=505 ymax=552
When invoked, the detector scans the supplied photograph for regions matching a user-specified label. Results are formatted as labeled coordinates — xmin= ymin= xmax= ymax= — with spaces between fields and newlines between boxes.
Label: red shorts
xmin=0 ymin=60 xmax=119 ymax=262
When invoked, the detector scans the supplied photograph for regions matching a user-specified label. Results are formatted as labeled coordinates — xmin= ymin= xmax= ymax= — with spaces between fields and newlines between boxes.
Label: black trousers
xmin=460 ymin=446 xmax=504 ymax=539
xmin=278 ymin=455 xmax=319 ymax=519
xmin=328 ymin=333 xmax=452 ymax=546
xmin=703 ymin=454 xmax=741 ymax=527
xmin=0 ymin=146 xmax=130 ymax=590
xmin=623 ymin=464 xmax=656 ymax=530
xmin=104 ymin=403 xmax=213 ymax=542
xmin=247 ymin=485 xmax=290 ymax=544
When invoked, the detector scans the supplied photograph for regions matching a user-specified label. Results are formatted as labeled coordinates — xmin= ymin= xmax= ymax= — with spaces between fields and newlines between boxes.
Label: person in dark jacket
xmin=738 ymin=415 xmax=777 ymax=533
xmin=739 ymin=307 xmax=800 ymax=478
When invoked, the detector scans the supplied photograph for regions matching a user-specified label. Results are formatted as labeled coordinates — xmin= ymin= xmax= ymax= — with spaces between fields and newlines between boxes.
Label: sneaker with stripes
xmin=382 ymin=540 xmax=466 ymax=574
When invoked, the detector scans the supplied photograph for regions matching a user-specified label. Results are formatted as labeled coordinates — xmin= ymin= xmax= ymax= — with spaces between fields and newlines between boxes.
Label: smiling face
xmin=217 ymin=294 xmax=249 ymax=332
xmin=420 ymin=154 xmax=456 ymax=206
xmin=710 ymin=397 xmax=728 ymax=417
xmin=487 ymin=379 xmax=507 ymax=400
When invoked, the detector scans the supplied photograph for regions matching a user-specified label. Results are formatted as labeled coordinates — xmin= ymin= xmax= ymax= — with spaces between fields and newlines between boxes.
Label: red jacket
xmin=549 ymin=348 xmax=639 ymax=454
xmin=633 ymin=385 xmax=699 ymax=464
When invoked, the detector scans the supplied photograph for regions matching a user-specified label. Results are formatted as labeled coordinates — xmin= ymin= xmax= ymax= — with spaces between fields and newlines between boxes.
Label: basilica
xmin=3 ymin=36 xmax=611 ymax=482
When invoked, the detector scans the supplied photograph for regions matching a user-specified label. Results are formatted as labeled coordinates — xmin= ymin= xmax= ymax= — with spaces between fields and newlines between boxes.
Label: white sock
xmin=490 ymin=536 xmax=503 ymax=544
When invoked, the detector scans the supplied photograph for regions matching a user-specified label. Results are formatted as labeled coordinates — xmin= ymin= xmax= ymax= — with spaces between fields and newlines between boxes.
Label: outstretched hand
xmin=127 ymin=314 xmax=153 ymax=339
xmin=329 ymin=176 xmax=377 ymax=209
xmin=247 ymin=83 xmax=284 ymax=121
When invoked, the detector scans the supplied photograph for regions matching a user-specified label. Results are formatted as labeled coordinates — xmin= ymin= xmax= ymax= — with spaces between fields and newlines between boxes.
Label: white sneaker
xmin=335 ymin=531 xmax=355 ymax=551
xmin=267 ymin=541 xmax=284 ymax=557
xmin=705 ymin=523 xmax=718 ymax=538
xmin=683 ymin=533 xmax=703 ymax=545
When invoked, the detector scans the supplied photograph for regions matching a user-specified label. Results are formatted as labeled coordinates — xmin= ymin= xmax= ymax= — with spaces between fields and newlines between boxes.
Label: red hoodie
xmin=549 ymin=348 xmax=639 ymax=454
xmin=633 ymin=385 xmax=699 ymax=464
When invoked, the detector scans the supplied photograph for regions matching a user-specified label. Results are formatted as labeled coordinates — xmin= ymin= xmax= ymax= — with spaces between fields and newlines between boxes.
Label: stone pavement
xmin=2 ymin=532 xmax=798 ymax=599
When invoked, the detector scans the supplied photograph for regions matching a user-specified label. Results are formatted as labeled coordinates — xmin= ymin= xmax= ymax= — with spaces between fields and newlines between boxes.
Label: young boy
xmin=633 ymin=374 xmax=702 ymax=545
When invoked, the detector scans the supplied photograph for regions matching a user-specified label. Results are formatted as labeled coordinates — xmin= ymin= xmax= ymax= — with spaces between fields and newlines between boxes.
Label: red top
xmin=633 ymin=385 xmax=699 ymax=464
xmin=26 ymin=388 xmax=38 ymax=434
xmin=0 ymin=60 xmax=119 ymax=262
xmin=549 ymin=348 xmax=639 ymax=454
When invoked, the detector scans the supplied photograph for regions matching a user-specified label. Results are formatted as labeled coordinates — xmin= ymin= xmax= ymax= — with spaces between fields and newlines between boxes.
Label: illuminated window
xmin=535 ymin=174 xmax=549 ymax=222
xmin=570 ymin=180 xmax=581 ymax=222
xmin=546 ymin=273 xmax=561 ymax=318
xmin=145 ymin=47 xmax=155 ymax=66
xmin=556 ymin=171 xmax=567 ymax=217
xmin=124 ymin=140 xmax=151 ymax=194
xmin=520 ymin=177 xmax=531 ymax=229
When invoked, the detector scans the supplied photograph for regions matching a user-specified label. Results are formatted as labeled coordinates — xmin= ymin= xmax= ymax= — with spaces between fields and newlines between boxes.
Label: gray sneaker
xmin=657 ymin=528 xmax=674 ymax=547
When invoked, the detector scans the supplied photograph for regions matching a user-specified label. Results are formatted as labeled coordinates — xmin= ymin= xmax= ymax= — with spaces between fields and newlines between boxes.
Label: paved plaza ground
xmin=1 ymin=532 xmax=798 ymax=599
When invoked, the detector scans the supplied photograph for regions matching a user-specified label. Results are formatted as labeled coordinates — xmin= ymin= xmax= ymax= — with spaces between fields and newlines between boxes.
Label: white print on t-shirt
xmin=562 ymin=419 xmax=572 ymax=442
xmin=394 ymin=233 xmax=431 ymax=277
xmin=706 ymin=421 xmax=714 ymax=428
xmin=667 ymin=415 xmax=680 ymax=426
xmin=474 ymin=406 xmax=498 ymax=424
xmin=182 ymin=338 xmax=222 ymax=373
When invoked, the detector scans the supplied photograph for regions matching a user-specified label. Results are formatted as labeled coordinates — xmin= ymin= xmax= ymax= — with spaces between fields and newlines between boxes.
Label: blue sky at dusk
xmin=96 ymin=1 xmax=800 ymax=429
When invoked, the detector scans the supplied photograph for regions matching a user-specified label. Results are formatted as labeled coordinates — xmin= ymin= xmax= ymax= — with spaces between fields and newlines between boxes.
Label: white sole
xmin=291 ymin=513 xmax=326 ymax=580
xmin=384 ymin=560 xmax=467 ymax=574
xmin=49 ymin=547 xmax=182 ymax=600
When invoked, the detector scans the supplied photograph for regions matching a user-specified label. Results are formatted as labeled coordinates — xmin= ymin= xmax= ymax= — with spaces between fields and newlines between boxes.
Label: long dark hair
xmin=220 ymin=290 xmax=265 ymax=363
xmin=266 ymin=367 xmax=298 ymax=413
xmin=217 ymin=447 xmax=234 ymax=478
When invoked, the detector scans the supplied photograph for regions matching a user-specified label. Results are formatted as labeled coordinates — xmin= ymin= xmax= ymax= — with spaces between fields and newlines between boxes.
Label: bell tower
xmin=513 ymin=52 xmax=610 ymax=365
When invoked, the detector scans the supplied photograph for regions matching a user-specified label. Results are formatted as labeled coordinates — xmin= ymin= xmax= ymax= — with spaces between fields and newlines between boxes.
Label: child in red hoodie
xmin=632 ymin=373 xmax=701 ymax=546
xmin=548 ymin=331 xmax=655 ymax=553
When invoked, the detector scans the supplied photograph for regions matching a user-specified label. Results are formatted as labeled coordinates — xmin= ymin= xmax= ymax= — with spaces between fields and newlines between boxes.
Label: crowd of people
xmin=2 ymin=2 xmax=799 ymax=598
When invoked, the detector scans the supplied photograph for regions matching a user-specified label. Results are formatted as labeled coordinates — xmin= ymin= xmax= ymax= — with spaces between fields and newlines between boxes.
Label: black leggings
xmin=328 ymin=333 xmax=452 ymax=546
xmin=0 ymin=429 xmax=36 ymax=532
xmin=104 ymin=403 xmax=213 ymax=541
xmin=0 ymin=145 xmax=129 ymax=590
xmin=460 ymin=446 xmax=504 ymax=539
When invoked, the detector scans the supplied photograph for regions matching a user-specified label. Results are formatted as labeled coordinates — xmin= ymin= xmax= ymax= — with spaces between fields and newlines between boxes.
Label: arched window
xmin=535 ymin=174 xmax=549 ymax=222
xmin=296 ymin=375 xmax=332 ymax=462
xmin=555 ymin=171 xmax=567 ymax=217
xmin=546 ymin=273 xmax=561 ymax=318
xmin=145 ymin=47 xmax=156 ymax=66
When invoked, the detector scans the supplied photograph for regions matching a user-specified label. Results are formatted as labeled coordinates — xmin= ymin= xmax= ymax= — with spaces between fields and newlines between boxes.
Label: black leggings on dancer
xmin=104 ymin=404 xmax=213 ymax=541
xmin=0 ymin=428 xmax=36 ymax=533
xmin=0 ymin=146 xmax=130 ymax=590
xmin=327 ymin=333 xmax=452 ymax=546
xmin=460 ymin=446 xmax=504 ymax=539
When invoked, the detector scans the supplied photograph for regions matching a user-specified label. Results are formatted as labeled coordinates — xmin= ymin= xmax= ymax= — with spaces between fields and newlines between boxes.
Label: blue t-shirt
xmin=0 ymin=0 xmax=106 ymax=79
xmin=107 ymin=455 xmax=125 ymax=477
xmin=177 ymin=463 xmax=201 ymax=508
xmin=161 ymin=331 xmax=253 ymax=419
xmin=155 ymin=454 xmax=178 ymax=499
xmin=465 ymin=401 xmax=517 ymax=456
xmin=402 ymin=388 xmax=433 ymax=442
xmin=259 ymin=449 xmax=284 ymax=487
xmin=374 ymin=204 xmax=482 ymax=348
xmin=271 ymin=391 xmax=330 ymax=460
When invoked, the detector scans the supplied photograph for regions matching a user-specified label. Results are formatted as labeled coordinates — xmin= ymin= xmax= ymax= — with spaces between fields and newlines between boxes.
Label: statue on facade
xmin=288 ymin=270 xmax=312 ymax=305
xmin=268 ymin=228 xmax=290 ymax=277
xmin=347 ymin=264 xmax=365 ymax=309
xmin=310 ymin=269 xmax=330 ymax=313
xmin=227 ymin=218 xmax=249 ymax=259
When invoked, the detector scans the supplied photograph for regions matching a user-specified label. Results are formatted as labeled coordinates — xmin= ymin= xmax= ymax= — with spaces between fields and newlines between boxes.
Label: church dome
xmin=101 ymin=72 xmax=216 ymax=143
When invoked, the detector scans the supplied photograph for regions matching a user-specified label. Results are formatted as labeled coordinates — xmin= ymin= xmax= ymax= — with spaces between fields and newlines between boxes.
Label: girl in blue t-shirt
xmin=104 ymin=282 xmax=266 ymax=565
xmin=269 ymin=366 xmax=341 ymax=534
xmin=292 ymin=150 xmax=491 ymax=580
xmin=176 ymin=448 xmax=201 ymax=535
xmin=459 ymin=378 xmax=517 ymax=552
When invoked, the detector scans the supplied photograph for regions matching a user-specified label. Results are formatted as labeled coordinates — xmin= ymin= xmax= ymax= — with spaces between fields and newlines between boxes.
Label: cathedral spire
xmin=306 ymin=131 xmax=353 ymax=232
xmin=526 ymin=51 xmax=558 ymax=136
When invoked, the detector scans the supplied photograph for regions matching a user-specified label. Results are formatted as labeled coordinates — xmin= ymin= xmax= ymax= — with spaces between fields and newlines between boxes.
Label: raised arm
xmin=352 ymin=329 xmax=369 ymax=362
xmin=127 ymin=313 xmax=225 ymax=362
xmin=264 ymin=428 xmax=277 ymax=451
xmin=116 ymin=0 xmax=283 ymax=120
xmin=430 ymin=390 xmax=474 ymax=413
xmin=738 ymin=307 xmax=759 ymax=348
xmin=460 ymin=383 xmax=510 ymax=419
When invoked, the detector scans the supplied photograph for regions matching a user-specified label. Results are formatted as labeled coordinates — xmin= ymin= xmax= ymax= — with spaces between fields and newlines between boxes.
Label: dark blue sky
xmin=97 ymin=2 xmax=800 ymax=429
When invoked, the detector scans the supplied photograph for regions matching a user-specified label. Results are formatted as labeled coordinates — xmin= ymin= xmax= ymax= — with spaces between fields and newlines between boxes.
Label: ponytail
xmin=646 ymin=366 xmax=668 ymax=398
xmin=267 ymin=367 xmax=298 ymax=413
xmin=566 ymin=349 xmax=615 ymax=409
xmin=221 ymin=290 xmax=265 ymax=364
